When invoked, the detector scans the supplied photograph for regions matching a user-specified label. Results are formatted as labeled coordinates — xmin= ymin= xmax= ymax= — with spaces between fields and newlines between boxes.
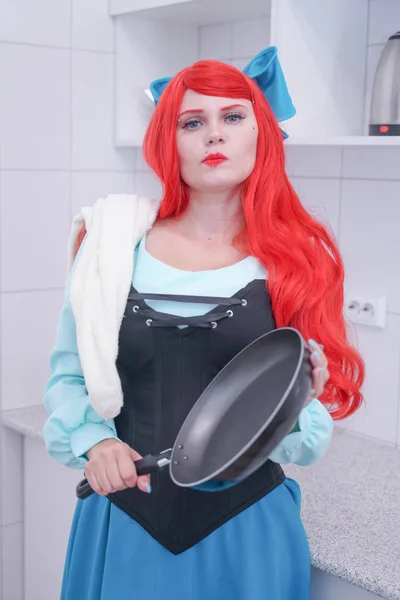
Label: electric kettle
xmin=369 ymin=32 xmax=400 ymax=136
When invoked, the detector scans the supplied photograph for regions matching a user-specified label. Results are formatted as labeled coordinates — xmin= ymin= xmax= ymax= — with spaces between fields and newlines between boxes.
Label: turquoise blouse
xmin=43 ymin=234 xmax=334 ymax=470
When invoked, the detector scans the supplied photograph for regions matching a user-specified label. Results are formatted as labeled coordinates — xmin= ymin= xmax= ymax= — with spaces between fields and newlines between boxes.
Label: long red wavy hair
xmin=74 ymin=60 xmax=364 ymax=419
xmin=141 ymin=60 xmax=364 ymax=419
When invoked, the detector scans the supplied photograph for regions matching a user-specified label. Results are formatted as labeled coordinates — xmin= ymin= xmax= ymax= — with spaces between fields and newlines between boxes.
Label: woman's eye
xmin=181 ymin=113 xmax=245 ymax=130
xmin=182 ymin=119 xmax=202 ymax=130
xmin=225 ymin=113 xmax=245 ymax=123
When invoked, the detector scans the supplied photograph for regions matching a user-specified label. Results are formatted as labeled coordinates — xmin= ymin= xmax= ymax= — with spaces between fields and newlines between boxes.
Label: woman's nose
xmin=206 ymin=132 xmax=226 ymax=146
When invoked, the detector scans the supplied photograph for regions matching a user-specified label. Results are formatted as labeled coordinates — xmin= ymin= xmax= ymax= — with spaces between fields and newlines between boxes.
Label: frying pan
xmin=76 ymin=327 xmax=312 ymax=499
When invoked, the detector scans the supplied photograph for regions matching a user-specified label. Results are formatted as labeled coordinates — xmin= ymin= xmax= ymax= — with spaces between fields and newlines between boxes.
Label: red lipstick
xmin=202 ymin=153 xmax=228 ymax=167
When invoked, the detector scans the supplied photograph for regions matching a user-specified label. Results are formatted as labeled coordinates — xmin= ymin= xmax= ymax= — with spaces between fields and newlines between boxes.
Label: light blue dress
xmin=43 ymin=234 xmax=334 ymax=600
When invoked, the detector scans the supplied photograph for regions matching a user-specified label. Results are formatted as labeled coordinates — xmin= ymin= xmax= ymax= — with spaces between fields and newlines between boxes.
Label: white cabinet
xmin=111 ymin=0 xmax=400 ymax=148
xmin=311 ymin=568 xmax=384 ymax=600
xmin=24 ymin=437 xmax=82 ymax=600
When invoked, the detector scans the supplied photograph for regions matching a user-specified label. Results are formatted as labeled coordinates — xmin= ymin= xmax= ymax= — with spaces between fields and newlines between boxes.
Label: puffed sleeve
xmin=42 ymin=241 xmax=120 ymax=469
xmin=268 ymin=398 xmax=334 ymax=466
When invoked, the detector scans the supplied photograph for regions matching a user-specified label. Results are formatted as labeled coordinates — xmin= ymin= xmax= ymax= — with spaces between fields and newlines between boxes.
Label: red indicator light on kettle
xmin=380 ymin=125 xmax=389 ymax=133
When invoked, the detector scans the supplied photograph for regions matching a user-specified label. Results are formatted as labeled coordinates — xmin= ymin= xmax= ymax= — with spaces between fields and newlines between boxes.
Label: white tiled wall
xmin=0 ymin=0 xmax=136 ymax=410
xmin=198 ymin=16 xmax=271 ymax=67
xmin=286 ymin=0 xmax=400 ymax=448
xmin=286 ymin=146 xmax=400 ymax=446
xmin=0 ymin=1 xmax=135 ymax=598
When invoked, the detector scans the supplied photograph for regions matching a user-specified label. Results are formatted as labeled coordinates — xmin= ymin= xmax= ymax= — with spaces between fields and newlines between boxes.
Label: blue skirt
xmin=61 ymin=478 xmax=310 ymax=600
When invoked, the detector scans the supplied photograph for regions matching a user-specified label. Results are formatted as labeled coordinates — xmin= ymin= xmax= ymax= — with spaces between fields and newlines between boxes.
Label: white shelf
xmin=285 ymin=136 xmax=400 ymax=147
xmin=116 ymin=135 xmax=400 ymax=149
xmin=110 ymin=0 xmax=271 ymax=24
xmin=115 ymin=137 xmax=144 ymax=148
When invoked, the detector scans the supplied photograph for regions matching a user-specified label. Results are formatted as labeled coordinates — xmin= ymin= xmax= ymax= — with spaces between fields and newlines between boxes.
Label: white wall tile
xmin=343 ymin=147 xmax=400 ymax=180
xmin=72 ymin=50 xmax=135 ymax=171
xmin=1 ymin=289 xmax=65 ymax=411
xmin=133 ymin=148 xmax=151 ymax=172
xmin=285 ymin=146 xmax=342 ymax=178
xmin=0 ymin=44 xmax=70 ymax=169
xmin=290 ymin=177 xmax=341 ymax=239
xmin=337 ymin=314 xmax=400 ymax=445
xmin=0 ymin=0 xmax=70 ymax=47
xmin=72 ymin=0 xmax=114 ymax=53
xmin=228 ymin=57 xmax=252 ymax=71
xmin=1 ymin=427 xmax=23 ymax=526
xmin=1 ymin=171 xmax=71 ymax=292
xmin=199 ymin=17 xmax=271 ymax=63
xmin=135 ymin=171 xmax=162 ymax=199
xmin=232 ymin=18 xmax=271 ymax=59
xmin=71 ymin=171 xmax=135 ymax=216
xmin=2 ymin=522 xmax=23 ymax=600
xmin=368 ymin=0 xmax=400 ymax=45
xmin=199 ymin=23 xmax=232 ymax=60
xmin=340 ymin=179 xmax=400 ymax=314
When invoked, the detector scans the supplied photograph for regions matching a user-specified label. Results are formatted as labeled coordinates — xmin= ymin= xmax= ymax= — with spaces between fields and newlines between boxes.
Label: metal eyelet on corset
xmin=241 ymin=299 xmax=248 ymax=307
xmin=211 ymin=321 xmax=218 ymax=329
xmin=132 ymin=305 xmax=139 ymax=313
xmin=226 ymin=310 xmax=233 ymax=317
xmin=146 ymin=319 xmax=153 ymax=327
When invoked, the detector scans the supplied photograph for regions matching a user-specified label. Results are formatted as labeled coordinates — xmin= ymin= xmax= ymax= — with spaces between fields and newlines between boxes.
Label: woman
xmin=43 ymin=48 xmax=364 ymax=600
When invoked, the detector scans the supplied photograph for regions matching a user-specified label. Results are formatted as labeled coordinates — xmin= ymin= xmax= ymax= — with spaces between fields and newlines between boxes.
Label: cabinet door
xmin=312 ymin=567 xmax=384 ymax=600
xmin=24 ymin=438 xmax=82 ymax=600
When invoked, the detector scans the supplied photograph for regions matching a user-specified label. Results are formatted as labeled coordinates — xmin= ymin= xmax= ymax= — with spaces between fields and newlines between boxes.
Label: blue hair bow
xmin=149 ymin=46 xmax=295 ymax=139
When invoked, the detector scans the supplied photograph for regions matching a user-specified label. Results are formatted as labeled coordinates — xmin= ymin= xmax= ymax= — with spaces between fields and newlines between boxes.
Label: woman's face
xmin=176 ymin=90 xmax=258 ymax=193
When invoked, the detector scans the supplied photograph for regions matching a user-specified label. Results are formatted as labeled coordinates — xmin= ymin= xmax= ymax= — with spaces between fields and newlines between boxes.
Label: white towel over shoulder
xmin=68 ymin=194 xmax=160 ymax=420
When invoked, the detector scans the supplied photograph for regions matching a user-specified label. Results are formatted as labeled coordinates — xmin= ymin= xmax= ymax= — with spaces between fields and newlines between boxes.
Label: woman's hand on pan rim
xmin=306 ymin=338 xmax=329 ymax=405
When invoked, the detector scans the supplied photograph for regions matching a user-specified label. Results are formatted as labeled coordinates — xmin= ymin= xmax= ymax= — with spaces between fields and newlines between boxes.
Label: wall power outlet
xmin=344 ymin=294 xmax=387 ymax=329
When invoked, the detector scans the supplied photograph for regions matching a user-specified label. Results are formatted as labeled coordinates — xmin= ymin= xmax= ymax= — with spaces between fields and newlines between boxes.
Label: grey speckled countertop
xmin=2 ymin=405 xmax=48 ymax=440
xmin=2 ymin=406 xmax=400 ymax=599
xmin=285 ymin=430 xmax=400 ymax=600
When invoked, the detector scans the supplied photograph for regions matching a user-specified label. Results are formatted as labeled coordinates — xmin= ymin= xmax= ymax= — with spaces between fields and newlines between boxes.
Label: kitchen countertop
xmin=2 ymin=405 xmax=48 ymax=440
xmin=285 ymin=431 xmax=400 ymax=600
xmin=2 ymin=406 xmax=400 ymax=599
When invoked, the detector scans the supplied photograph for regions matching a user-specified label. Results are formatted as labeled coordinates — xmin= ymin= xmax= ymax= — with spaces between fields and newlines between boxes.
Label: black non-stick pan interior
xmin=169 ymin=328 xmax=310 ymax=487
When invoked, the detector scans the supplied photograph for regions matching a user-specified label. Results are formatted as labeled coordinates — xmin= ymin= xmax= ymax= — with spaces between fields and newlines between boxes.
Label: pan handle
xmin=76 ymin=478 xmax=96 ymax=500
xmin=135 ymin=451 xmax=172 ymax=475
xmin=76 ymin=449 xmax=172 ymax=500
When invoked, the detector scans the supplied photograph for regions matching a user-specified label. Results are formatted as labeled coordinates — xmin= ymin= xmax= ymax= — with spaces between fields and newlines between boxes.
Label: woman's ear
xmin=74 ymin=225 xmax=87 ymax=261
